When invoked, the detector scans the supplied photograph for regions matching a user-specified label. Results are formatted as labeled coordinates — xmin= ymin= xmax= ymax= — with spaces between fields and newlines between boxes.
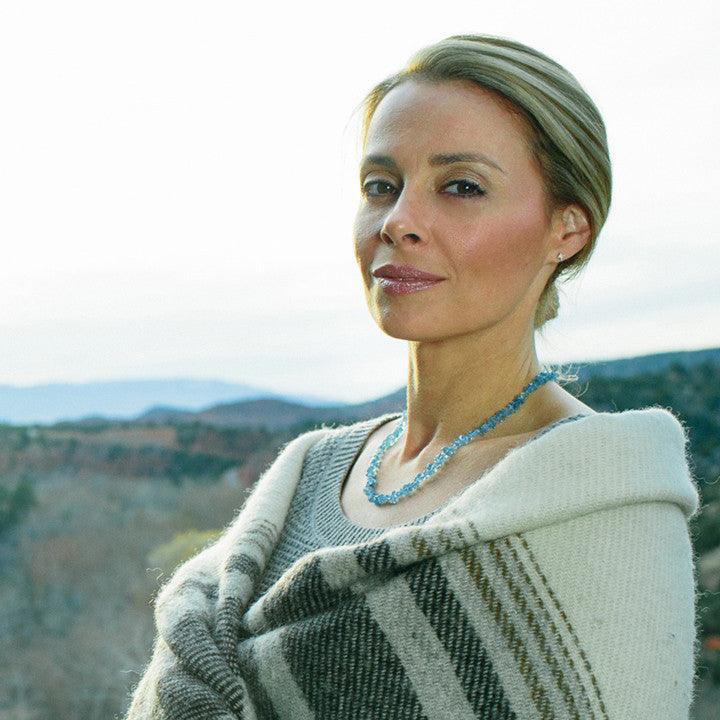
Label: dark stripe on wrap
xmin=403 ymin=556 xmax=517 ymax=719
xmin=279 ymin=593 xmax=430 ymax=719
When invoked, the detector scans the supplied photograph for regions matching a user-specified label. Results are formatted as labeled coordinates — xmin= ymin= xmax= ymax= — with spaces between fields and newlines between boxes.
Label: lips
xmin=373 ymin=275 xmax=444 ymax=296
xmin=371 ymin=263 xmax=445 ymax=281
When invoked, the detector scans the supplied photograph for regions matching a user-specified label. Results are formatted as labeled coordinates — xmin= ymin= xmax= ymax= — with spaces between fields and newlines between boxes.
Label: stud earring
xmin=557 ymin=253 xmax=564 ymax=262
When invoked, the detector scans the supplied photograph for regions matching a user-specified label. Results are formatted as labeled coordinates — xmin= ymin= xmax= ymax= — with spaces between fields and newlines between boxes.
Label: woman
xmin=124 ymin=34 xmax=700 ymax=720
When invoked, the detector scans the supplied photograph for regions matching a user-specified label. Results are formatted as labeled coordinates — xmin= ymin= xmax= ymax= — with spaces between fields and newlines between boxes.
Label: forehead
xmin=364 ymin=79 xmax=532 ymax=165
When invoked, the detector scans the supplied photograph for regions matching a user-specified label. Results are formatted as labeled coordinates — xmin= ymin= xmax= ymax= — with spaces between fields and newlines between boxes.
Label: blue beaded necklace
xmin=364 ymin=367 xmax=559 ymax=506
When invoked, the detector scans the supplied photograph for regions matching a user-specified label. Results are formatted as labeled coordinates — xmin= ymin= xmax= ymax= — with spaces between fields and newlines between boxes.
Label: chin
xmin=372 ymin=312 xmax=451 ymax=342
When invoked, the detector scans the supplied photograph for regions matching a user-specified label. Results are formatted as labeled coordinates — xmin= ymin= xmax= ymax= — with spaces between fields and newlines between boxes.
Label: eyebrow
xmin=359 ymin=152 xmax=506 ymax=175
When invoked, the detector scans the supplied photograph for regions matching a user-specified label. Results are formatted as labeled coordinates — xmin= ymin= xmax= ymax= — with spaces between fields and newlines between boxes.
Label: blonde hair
xmin=356 ymin=34 xmax=612 ymax=330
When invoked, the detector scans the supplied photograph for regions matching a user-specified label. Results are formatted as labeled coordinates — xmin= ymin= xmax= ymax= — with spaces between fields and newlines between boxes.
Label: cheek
xmin=353 ymin=213 xmax=375 ymax=260
xmin=454 ymin=205 xmax=547 ymax=280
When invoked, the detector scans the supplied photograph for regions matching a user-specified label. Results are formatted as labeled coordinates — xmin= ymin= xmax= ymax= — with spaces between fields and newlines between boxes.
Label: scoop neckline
xmin=335 ymin=412 xmax=441 ymax=532
xmin=333 ymin=410 xmax=592 ymax=532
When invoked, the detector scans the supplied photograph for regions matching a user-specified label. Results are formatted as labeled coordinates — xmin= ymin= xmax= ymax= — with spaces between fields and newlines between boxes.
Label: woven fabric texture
xmin=123 ymin=407 xmax=701 ymax=720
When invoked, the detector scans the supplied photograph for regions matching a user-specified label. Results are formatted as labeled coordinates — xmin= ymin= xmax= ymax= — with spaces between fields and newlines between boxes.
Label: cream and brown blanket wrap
xmin=123 ymin=408 xmax=700 ymax=719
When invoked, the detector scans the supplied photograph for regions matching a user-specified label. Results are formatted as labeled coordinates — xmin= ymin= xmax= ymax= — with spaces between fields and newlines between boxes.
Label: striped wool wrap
xmin=123 ymin=408 xmax=700 ymax=720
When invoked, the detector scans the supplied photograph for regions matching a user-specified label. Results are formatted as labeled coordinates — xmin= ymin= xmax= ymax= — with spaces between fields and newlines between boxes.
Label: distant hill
xmin=567 ymin=346 xmax=720 ymax=380
xmin=138 ymin=346 xmax=720 ymax=431
xmin=138 ymin=391 xmax=407 ymax=430
xmin=0 ymin=378 xmax=341 ymax=426
xmin=1 ymin=346 xmax=716 ymax=428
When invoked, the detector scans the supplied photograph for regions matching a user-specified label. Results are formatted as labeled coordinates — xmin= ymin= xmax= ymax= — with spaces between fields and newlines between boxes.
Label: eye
xmin=444 ymin=179 xmax=486 ymax=198
xmin=361 ymin=180 xmax=397 ymax=198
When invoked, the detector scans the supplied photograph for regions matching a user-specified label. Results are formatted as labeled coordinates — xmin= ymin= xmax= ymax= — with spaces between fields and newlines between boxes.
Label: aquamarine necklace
xmin=364 ymin=368 xmax=559 ymax=506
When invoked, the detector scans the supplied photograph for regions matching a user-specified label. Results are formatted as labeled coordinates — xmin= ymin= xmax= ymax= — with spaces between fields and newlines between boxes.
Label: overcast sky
xmin=0 ymin=0 xmax=718 ymax=403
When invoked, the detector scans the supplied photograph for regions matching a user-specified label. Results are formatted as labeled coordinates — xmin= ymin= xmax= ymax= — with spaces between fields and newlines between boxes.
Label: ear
xmin=552 ymin=203 xmax=591 ymax=263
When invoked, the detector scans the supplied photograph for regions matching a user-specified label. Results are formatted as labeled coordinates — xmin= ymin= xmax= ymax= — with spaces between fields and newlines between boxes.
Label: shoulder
xmin=551 ymin=404 xmax=690 ymax=448
xmin=457 ymin=406 xmax=700 ymax=527
xmin=581 ymin=405 xmax=693 ymax=462
xmin=582 ymin=406 xmax=696 ymax=484
xmin=290 ymin=411 xmax=403 ymax=462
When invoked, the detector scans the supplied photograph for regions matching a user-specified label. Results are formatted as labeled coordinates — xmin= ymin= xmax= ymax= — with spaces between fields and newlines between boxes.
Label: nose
xmin=379 ymin=188 xmax=426 ymax=247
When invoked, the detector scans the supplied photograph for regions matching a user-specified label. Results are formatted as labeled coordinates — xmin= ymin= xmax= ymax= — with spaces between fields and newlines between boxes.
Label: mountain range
xmin=1 ymin=346 xmax=717 ymax=428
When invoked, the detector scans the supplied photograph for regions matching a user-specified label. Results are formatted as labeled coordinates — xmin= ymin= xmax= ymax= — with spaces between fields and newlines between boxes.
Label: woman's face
xmin=353 ymin=78 xmax=566 ymax=341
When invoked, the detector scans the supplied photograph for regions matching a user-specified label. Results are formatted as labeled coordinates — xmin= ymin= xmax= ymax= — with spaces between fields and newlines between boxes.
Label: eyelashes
xmin=361 ymin=178 xmax=486 ymax=200
xmin=443 ymin=179 xmax=487 ymax=198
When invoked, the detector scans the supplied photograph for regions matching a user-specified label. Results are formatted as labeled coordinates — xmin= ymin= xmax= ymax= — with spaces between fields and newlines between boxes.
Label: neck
xmin=397 ymin=320 xmax=556 ymax=464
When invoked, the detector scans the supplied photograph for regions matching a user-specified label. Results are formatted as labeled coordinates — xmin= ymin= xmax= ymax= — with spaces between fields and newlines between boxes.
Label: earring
xmin=557 ymin=253 xmax=564 ymax=262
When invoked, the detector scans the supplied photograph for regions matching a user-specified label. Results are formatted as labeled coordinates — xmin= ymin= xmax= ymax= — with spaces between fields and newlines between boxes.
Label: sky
xmin=0 ymin=0 xmax=718 ymax=404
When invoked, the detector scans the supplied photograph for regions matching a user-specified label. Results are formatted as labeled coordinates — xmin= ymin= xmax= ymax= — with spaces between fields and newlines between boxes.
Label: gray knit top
xmin=249 ymin=410 xmax=589 ymax=604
